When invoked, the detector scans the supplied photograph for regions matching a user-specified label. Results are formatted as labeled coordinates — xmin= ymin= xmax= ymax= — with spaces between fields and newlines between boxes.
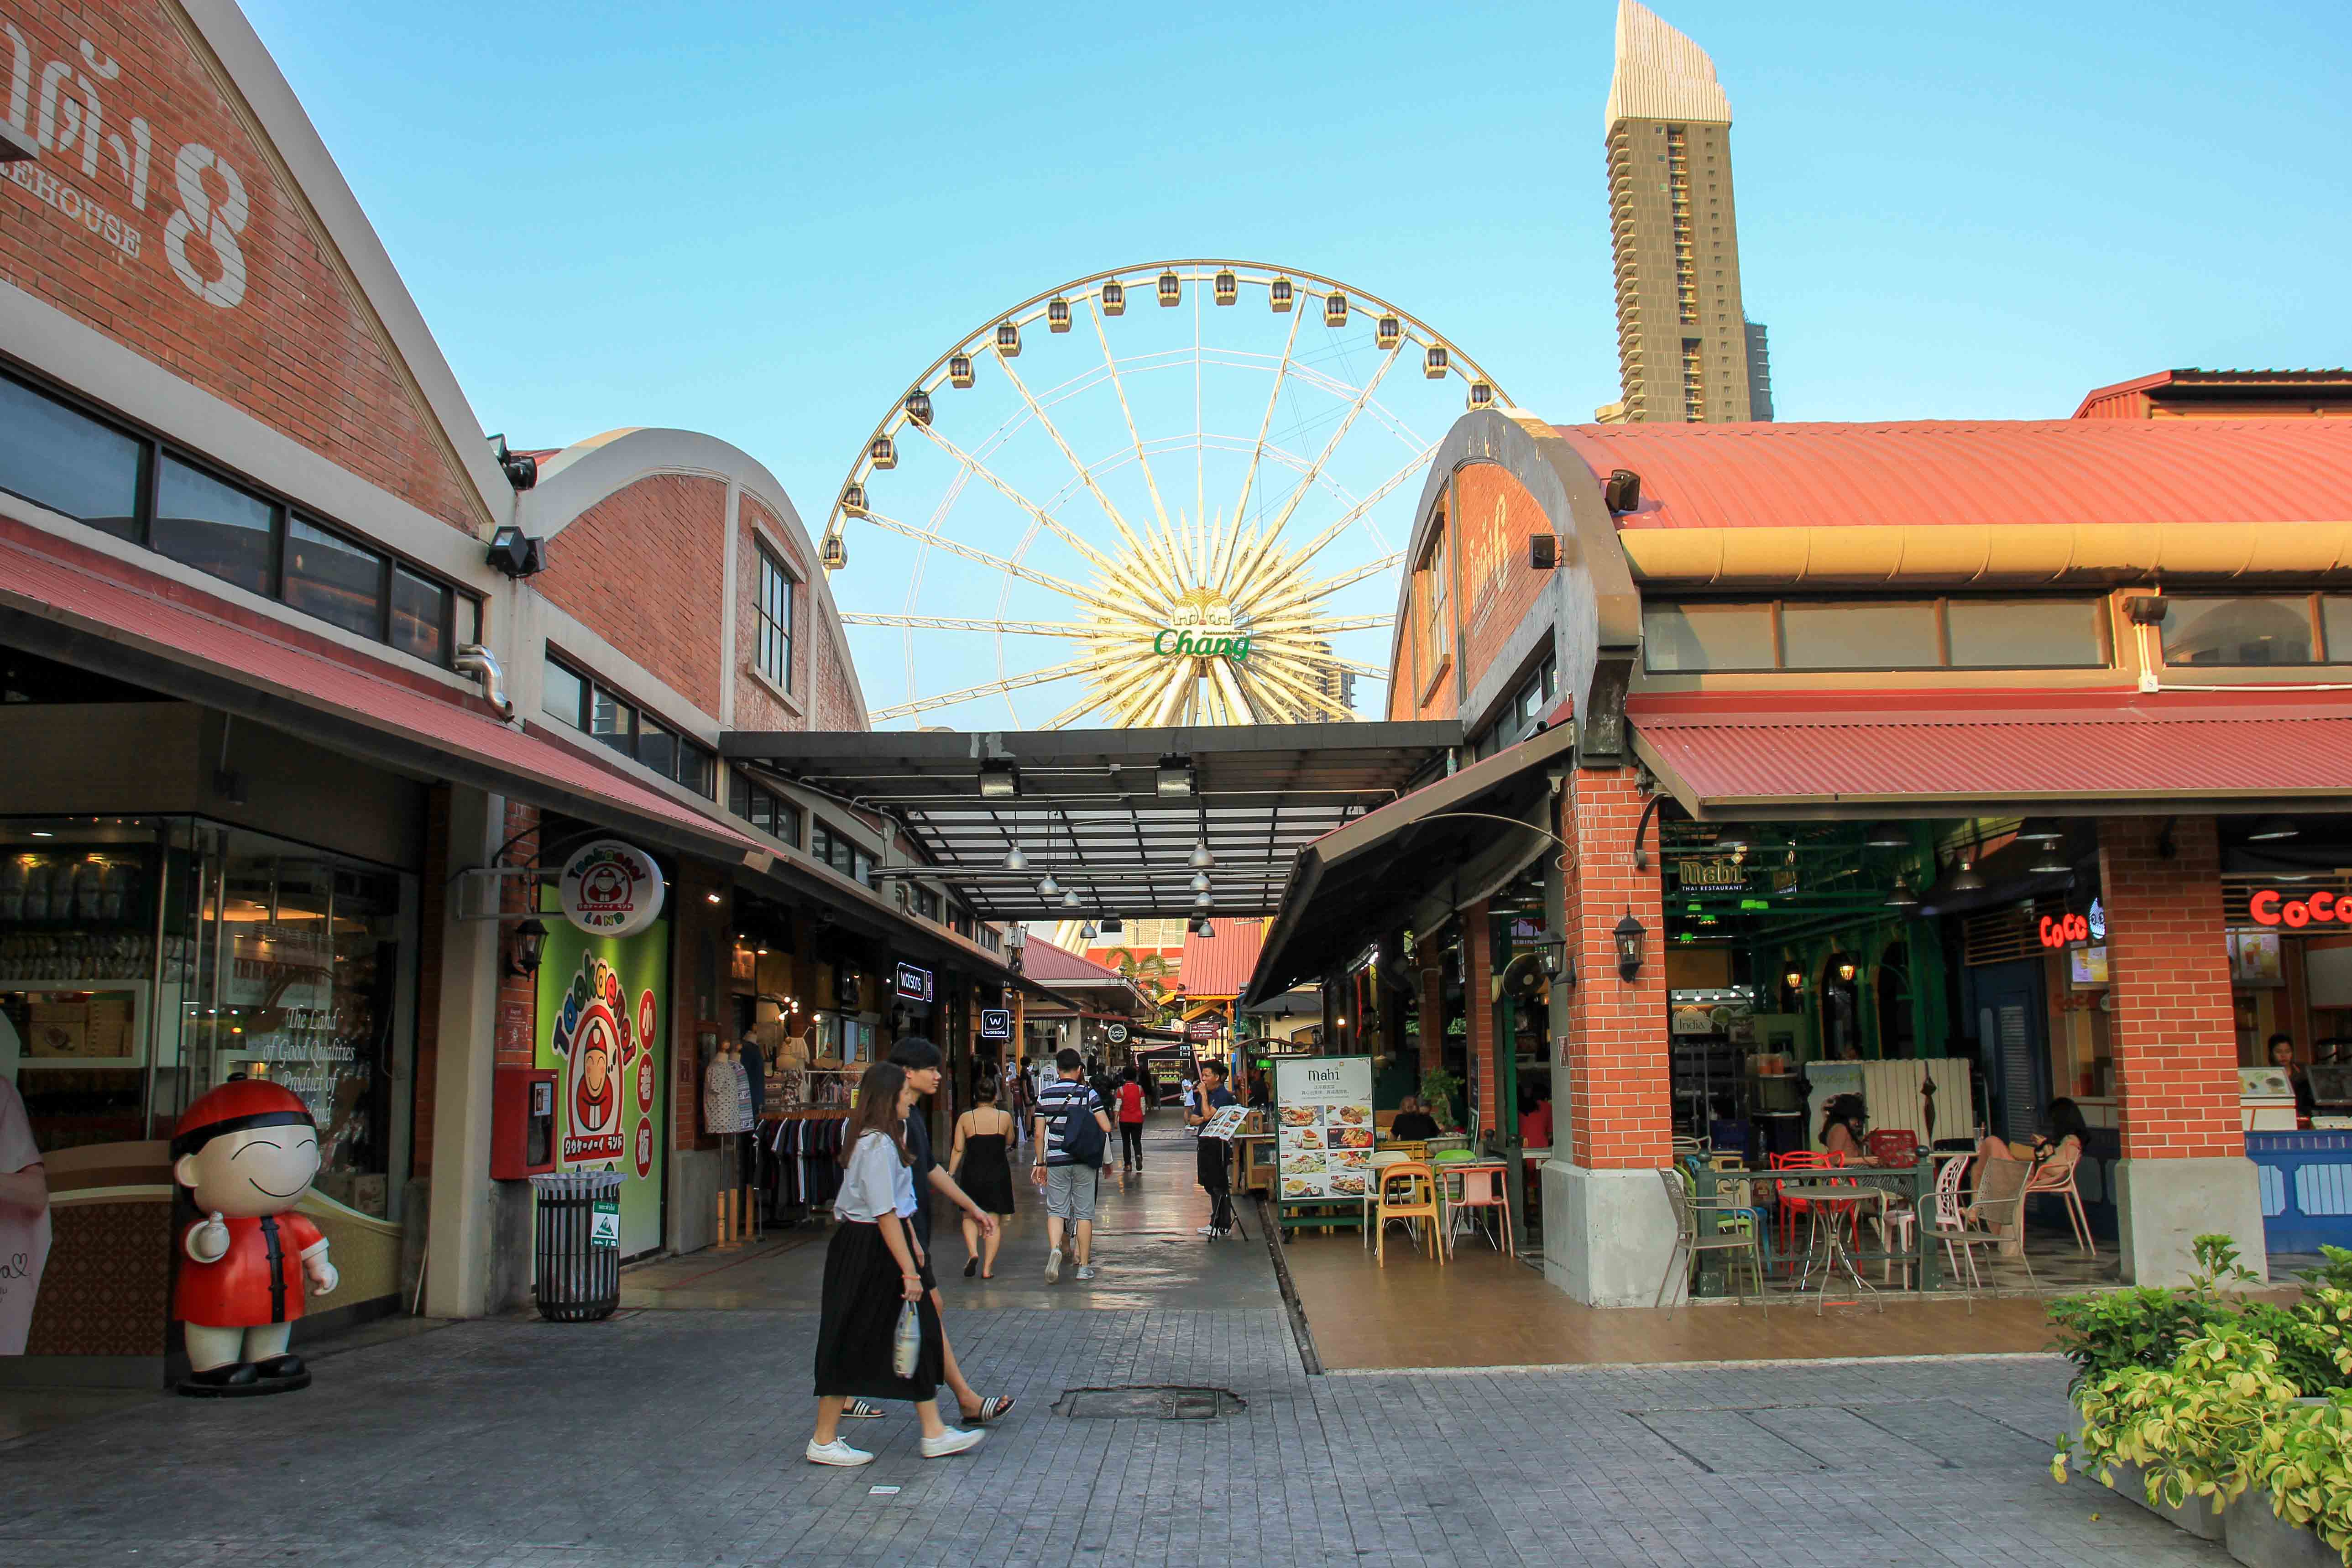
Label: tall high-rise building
xmin=1605 ymin=1 xmax=1764 ymax=424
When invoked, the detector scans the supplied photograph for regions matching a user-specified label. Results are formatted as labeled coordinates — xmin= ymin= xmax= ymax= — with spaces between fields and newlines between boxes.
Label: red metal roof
xmin=2075 ymin=369 xmax=2352 ymax=420
xmin=1178 ymin=919 xmax=1266 ymax=998
xmin=1630 ymin=688 xmax=2352 ymax=810
xmin=1014 ymin=937 xmax=1134 ymax=987
xmin=1548 ymin=419 xmax=2352 ymax=532
xmin=0 ymin=528 xmax=754 ymax=853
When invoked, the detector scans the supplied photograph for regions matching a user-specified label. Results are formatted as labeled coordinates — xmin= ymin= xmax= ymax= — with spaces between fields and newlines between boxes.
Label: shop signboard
xmin=1273 ymin=1055 xmax=1373 ymax=1204
xmin=979 ymin=1008 xmax=1012 ymax=1040
xmin=894 ymin=962 xmax=934 ymax=1002
xmin=1187 ymin=1017 xmax=1218 ymax=1041
xmin=1105 ymin=1023 xmax=1128 ymax=1045
xmin=537 ymin=906 xmax=668 ymax=1257
xmin=557 ymin=839 xmax=665 ymax=938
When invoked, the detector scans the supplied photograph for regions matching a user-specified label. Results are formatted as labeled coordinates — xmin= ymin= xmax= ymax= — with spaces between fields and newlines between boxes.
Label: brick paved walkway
xmin=0 ymin=1123 xmax=2225 ymax=1567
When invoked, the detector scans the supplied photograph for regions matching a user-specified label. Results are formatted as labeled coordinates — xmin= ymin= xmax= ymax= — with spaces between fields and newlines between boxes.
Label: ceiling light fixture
xmin=1061 ymin=889 xmax=1081 ymax=908
xmin=1949 ymin=859 xmax=1987 ymax=893
xmin=1003 ymin=842 xmax=1030 ymax=872
xmin=1190 ymin=872 xmax=1212 ymax=894
xmin=1156 ymin=755 xmax=1197 ymax=798
xmin=1864 ymin=822 xmax=1908 ymax=849
xmin=977 ymin=759 xmax=1020 ymax=799
xmin=1037 ymin=873 xmax=1060 ymax=898
xmin=1189 ymin=836 xmax=1216 ymax=869
xmin=2249 ymin=816 xmax=2301 ymax=842
xmin=1884 ymin=878 xmax=1920 ymax=911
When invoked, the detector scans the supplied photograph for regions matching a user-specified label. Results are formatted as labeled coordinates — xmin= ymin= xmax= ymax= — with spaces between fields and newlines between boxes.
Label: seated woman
xmin=1975 ymin=1097 xmax=2090 ymax=1171
xmin=1818 ymin=1093 xmax=1877 ymax=1164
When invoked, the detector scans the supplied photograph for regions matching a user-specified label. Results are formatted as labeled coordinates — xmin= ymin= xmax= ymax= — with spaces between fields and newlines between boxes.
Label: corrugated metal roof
xmin=1016 ymin=938 xmax=1132 ymax=987
xmin=1605 ymin=0 xmax=1731 ymax=129
xmin=1631 ymin=689 xmax=2352 ymax=809
xmin=1551 ymin=418 xmax=2352 ymax=532
xmin=1179 ymin=919 xmax=1266 ymax=999
xmin=0 ymin=528 xmax=754 ymax=852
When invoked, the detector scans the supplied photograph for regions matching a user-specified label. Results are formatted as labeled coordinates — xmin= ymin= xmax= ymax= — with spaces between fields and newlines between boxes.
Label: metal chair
xmin=1374 ymin=1161 xmax=1443 ymax=1266
xmin=1925 ymin=1153 xmax=2037 ymax=1310
xmin=2022 ymin=1142 xmax=2096 ymax=1255
xmin=1656 ymin=1166 xmax=1767 ymax=1314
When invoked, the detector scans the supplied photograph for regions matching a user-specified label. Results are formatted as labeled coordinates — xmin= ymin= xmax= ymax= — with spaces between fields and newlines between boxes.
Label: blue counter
xmin=2247 ymin=1131 xmax=2352 ymax=1254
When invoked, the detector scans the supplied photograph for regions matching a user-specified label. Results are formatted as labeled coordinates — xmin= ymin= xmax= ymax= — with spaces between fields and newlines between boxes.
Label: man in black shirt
xmin=1389 ymin=1094 xmax=1441 ymax=1143
xmin=1186 ymin=1061 xmax=1242 ymax=1238
xmin=869 ymin=1038 xmax=1013 ymax=1428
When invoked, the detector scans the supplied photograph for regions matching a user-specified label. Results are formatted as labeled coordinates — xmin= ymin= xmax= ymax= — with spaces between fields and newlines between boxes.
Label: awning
xmin=1631 ymin=689 xmax=2352 ymax=820
xmin=0 ymin=525 xmax=756 ymax=861
xmin=1244 ymin=720 xmax=1578 ymax=1004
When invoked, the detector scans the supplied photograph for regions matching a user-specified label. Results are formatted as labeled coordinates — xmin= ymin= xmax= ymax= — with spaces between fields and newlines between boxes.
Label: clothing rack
xmin=757 ymin=1109 xmax=853 ymax=1223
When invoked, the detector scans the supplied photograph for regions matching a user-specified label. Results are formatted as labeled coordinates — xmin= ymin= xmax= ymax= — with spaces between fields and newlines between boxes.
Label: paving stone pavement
xmin=0 ymin=1123 xmax=2229 ymax=1567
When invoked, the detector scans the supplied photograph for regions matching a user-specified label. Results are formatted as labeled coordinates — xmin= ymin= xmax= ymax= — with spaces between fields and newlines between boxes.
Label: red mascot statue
xmin=169 ymin=1080 xmax=338 ymax=1396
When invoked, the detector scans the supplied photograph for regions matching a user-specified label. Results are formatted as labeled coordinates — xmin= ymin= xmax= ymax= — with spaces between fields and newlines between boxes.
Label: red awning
xmin=1177 ymin=919 xmax=1266 ymax=999
xmin=0 ymin=527 xmax=755 ymax=857
xmin=1631 ymin=688 xmax=2352 ymax=816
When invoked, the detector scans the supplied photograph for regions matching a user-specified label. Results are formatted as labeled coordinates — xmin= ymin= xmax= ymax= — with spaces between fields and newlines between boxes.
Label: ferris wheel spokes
xmin=1087 ymin=299 xmax=1176 ymax=535
xmin=990 ymin=353 xmax=1161 ymax=570
xmin=857 ymin=508 xmax=1117 ymax=615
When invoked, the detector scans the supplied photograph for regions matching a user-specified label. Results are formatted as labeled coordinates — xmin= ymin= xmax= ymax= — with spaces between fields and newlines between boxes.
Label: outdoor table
xmin=1695 ymin=1164 xmax=1937 ymax=1301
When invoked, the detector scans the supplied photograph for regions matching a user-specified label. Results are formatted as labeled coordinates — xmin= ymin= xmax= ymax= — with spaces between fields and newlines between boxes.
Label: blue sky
xmin=244 ymin=0 xmax=2349 ymax=540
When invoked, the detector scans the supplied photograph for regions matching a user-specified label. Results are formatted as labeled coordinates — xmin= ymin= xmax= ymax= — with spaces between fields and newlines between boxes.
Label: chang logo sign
xmin=1152 ymin=627 xmax=1252 ymax=662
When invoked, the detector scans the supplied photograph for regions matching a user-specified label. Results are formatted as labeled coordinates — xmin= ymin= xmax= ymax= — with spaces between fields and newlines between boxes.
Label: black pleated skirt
xmin=813 ymin=1220 xmax=942 ymax=1403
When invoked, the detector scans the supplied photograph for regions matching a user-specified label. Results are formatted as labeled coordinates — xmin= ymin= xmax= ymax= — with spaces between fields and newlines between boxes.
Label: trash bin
xmin=530 ymin=1171 xmax=623 ymax=1321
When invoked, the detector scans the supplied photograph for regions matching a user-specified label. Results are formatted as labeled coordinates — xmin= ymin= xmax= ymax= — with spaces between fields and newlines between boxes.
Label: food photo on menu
xmin=1329 ymin=1174 xmax=1369 ymax=1196
xmin=1333 ymin=1126 xmax=1374 ymax=1148
xmin=1283 ymin=1177 xmax=1322 ymax=1198
xmin=1279 ymin=1104 xmax=1317 ymax=1127
xmin=1286 ymin=1126 xmax=1324 ymax=1150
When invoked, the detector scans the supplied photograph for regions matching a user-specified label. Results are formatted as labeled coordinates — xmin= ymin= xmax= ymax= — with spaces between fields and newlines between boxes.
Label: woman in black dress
xmin=949 ymin=1077 xmax=1018 ymax=1279
xmin=807 ymin=1062 xmax=982 ymax=1467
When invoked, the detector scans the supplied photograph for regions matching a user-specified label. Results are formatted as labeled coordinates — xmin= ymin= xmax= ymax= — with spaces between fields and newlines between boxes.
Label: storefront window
xmin=1782 ymin=602 xmax=1940 ymax=669
xmin=0 ymin=374 xmax=143 ymax=539
xmin=390 ymin=566 xmax=453 ymax=664
xmin=1643 ymin=602 xmax=1774 ymax=671
xmin=1947 ymin=599 xmax=2106 ymax=668
xmin=284 ymin=517 xmax=385 ymax=638
xmin=2161 ymin=596 xmax=2315 ymax=666
xmin=154 ymin=457 xmax=277 ymax=597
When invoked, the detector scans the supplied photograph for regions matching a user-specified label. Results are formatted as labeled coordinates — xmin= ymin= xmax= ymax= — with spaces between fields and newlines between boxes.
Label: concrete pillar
xmin=2100 ymin=816 xmax=2267 ymax=1283
xmin=1542 ymin=769 xmax=1675 ymax=1306
xmin=425 ymin=785 xmax=508 ymax=1319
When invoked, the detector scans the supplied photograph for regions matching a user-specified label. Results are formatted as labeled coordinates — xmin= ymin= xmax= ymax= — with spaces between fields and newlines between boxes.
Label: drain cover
xmin=1053 ymin=1385 xmax=1246 ymax=1421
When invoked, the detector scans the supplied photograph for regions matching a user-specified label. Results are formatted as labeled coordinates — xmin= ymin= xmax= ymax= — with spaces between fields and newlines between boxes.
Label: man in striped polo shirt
xmin=1030 ymin=1048 xmax=1114 ymax=1284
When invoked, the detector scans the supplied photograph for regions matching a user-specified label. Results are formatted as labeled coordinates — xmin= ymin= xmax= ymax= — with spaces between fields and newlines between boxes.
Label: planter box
xmin=2097 ymin=1460 xmax=2227 ymax=1542
xmin=2225 ymin=1492 xmax=2339 ymax=1568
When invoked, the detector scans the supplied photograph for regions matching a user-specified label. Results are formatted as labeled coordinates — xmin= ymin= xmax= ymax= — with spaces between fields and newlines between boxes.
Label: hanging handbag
xmin=891 ymin=1298 xmax=921 ymax=1379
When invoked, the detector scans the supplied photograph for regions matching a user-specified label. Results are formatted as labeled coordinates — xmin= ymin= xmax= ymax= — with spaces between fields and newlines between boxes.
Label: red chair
xmin=1771 ymin=1151 xmax=1832 ymax=1269
xmin=1866 ymin=1129 xmax=1919 ymax=1168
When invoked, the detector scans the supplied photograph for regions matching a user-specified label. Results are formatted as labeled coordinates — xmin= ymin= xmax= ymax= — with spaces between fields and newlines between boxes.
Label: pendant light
xmin=1190 ymin=872 xmax=1213 ymax=894
xmin=2015 ymin=818 xmax=2064 ymax=846
xmin=1884 ymin=878 xmax=1920 ymax=911
xmin=1864 ymin=822 xmax=1908 ymax=849
xmin=1061 ymin=888 xmax=1080 ymax=908
xmin=1949 ymin=859 xmax=1986 ymax=893
xmin=1189 ymin=837 xmax=1217 ymax=870
xmin=2028 ymin=843 xmax=2071 ymax=875
xmin=1003 ymin=842 xmax=1029 ymax=872
xmin=2249 ymin=816 xmax=2301 ymax=842
xmin=1080 ymin=920 xmax=1099 ymax=941
xmin=1037 ymin=872 xmax=1061 ymax=898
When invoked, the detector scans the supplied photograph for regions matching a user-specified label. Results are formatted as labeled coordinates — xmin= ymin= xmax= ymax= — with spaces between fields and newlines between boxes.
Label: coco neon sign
xmin=2037 ymin=897 xmax=2106 ymax=949
xmin=2250 ymin=889 xmax=2352 ymax=929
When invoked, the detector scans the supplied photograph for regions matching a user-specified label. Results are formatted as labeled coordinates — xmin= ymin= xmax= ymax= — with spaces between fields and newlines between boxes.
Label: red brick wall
xmin=1463 ymin=899 xmax=1498 ymax=1132
xmin=2098 ymin=815 xmax=2243 ymax=1160
xmin=492 ymin=801 xmax=539 ymax=1070
xmin=537 ymin=475 xmax=727 ymax=717
xmin=1455 ymin=465 xmax=1550 ymax=692
xmin=808 ymin=598 xmax=864 ymax=730
xmin=1561 ymin=772 xmax=1670 ymax=1170
xmin=0 ymin=2 xmax=481 ymax=533
xmin=732 ymin=494 xmax=799 ymax=731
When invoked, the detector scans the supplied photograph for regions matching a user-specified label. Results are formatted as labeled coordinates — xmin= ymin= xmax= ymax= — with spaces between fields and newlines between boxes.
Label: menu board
xmin=1273 ymin=1055 xmax=1373 ymax=1203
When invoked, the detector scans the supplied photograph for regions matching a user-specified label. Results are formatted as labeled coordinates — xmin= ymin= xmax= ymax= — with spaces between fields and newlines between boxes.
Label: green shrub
xmin=2246 ymin=1396 xmax=2352 ymax=1563
xmin=2048 ymin=1235 xmax=2253 ymax=1388
xmin=2055 ymin=1321 xmax=2298 ymax=1512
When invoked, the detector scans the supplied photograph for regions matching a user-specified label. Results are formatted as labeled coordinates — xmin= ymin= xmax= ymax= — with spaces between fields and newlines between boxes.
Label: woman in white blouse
xmin=806 ymin=1062 xmax=983 ymax=1466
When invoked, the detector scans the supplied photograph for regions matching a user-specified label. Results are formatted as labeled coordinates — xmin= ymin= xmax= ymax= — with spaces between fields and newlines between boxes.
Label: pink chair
xmin=1444 ymin=1165 xmax=1515 ymax=1256
xmin=2023 ymin=1142 xmax=2096 ymax=1255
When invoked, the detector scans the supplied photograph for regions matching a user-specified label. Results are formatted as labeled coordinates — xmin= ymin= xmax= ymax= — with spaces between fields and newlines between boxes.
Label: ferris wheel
xmin=821 ymin=261 xmax=1509 ymax=730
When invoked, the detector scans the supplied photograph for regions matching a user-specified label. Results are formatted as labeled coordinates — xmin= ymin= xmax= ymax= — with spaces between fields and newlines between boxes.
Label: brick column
xmin=1563 ymin=774 xmax=1670 ymax=1171
xmin=1541 ymin=770 xmax=1675 ymax=1306
xmin=2099 ymin=815 xmax=2267 ymax=1282
xmin=1418 ymin=967 xmax=1444 ymax=1084
xmin=1463 ymin=900 xmax=1500 ymax=1136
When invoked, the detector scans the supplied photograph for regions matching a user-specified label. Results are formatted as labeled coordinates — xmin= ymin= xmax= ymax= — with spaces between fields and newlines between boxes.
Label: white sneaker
xmin=1196 ymin=1223 xmax=1220 ymax=1237
xmin=805 ymin=1438 xmax=873 ymax=1467
xmin=1075 ymin=1264 xmax=1097 ymax=1281
xmin=1045 ymin=1246 xmax=1063 ymax=1283
xmin=920 ymin=1427 xmax=984 ymax=1458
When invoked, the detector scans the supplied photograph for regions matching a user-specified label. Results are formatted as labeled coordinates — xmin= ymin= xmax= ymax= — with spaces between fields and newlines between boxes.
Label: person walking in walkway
xmin=1115 ymin=1066 xmax=1148 ymax=1175
xmin=807 ymin=1062 xmax=981 ymax=1467
xmin=1031 ymin=1048 xmax=1113 ymax=1283
xmin=1187 ymin=1060 xmax=1241 ymax=1239
xmin=949 ymin=1078 xmax=1018 ymax=1279
xmin=862 ymin=1037 xmax=1014 ymax=1431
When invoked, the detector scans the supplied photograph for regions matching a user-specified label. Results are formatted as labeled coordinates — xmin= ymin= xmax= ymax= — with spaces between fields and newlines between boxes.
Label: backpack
xmin=1058 ymin=1088 xmax=1107 ymax=1167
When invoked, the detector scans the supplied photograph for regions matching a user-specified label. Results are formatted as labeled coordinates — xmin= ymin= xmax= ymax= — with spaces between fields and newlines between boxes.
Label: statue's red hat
xmin=170 ymin=1079 xmax=315 ymax=1160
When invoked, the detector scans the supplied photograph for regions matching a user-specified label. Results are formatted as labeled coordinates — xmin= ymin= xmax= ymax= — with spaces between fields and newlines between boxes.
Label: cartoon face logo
xmin=578 ymin=861 xmax=633 ymax=912
xmin=572 ymin=1003 xmax=620 ymax=1134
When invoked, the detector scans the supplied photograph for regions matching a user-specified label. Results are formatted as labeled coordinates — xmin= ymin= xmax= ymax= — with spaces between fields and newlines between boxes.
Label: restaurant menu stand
xmin=1272 ymin=1056 xmax=1375 ymax=1235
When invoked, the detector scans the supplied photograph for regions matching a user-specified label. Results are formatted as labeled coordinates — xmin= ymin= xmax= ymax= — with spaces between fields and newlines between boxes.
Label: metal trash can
xmin=530 ymin=1171 xmax=623 ymax=1321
